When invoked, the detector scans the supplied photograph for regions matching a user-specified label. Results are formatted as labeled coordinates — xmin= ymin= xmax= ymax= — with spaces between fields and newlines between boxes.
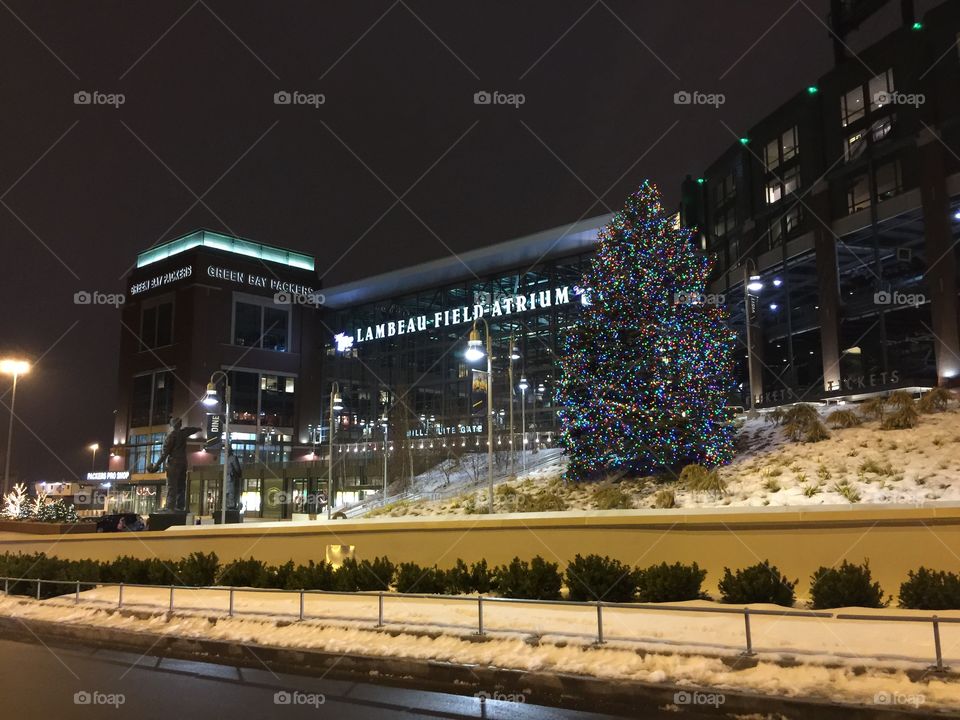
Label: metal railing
xmin=5 ymin=575 xmax=954 ymax=670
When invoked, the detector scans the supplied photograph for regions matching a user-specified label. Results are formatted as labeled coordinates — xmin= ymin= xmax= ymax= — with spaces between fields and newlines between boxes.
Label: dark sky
xmin=0 ymin=0 xmax=842 ymax=481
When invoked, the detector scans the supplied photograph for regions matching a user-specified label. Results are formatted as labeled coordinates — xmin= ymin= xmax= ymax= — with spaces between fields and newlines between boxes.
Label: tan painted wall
xmin=2 ymin=505 xmax=959 ymax=598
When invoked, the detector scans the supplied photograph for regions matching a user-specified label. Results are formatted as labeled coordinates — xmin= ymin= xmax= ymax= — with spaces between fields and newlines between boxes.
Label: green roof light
xmin=739 ymin=137 xmax=750 ymax=145
xmin=136 ymin=230 xmax=315 ymax=271
xmin=807 ymin=85 xmax=819 ymax=95
xmin=912 ymin=21 xmax=923 ymax=31
xmin=696 ymin=177 xmax=705 ymax=185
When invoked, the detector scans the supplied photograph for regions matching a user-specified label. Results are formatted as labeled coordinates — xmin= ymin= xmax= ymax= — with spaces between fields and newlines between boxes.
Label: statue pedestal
xmin=148 ymin=511 xmax=190 ymax=531
xmin=213 ymin=510 xmax=242 ymax=525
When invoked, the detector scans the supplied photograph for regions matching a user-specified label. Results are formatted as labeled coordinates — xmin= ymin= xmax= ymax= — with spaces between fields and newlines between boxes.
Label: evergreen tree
xmin=557 ymin=181 xmax=735 ymax=481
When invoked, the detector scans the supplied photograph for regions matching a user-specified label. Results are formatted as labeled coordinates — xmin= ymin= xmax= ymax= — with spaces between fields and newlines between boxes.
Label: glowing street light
xmin=89 ymin=442 xmax=99 ymax=472
xmin=1 ymin=358 xmax=30 ymax=495
xmin=464 ymin=320 xmax=494 ymax=513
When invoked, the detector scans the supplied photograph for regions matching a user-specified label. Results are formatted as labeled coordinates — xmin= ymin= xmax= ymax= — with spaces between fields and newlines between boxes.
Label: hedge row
xmin=1 ymin=552 xmax=958 ymax=609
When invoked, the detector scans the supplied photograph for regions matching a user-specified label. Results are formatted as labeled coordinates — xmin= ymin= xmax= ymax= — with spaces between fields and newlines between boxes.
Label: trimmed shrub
xmin=177 ymin=552 xmax=219 ymax=586
xmin=718 ymin=561 xmax=796 ymax=606
xmin=887 ymin=390 xmax=916 ymax=409
xmin=635 ymin=561 xmax=707 ymax=602
xmin=826 ymin=409 xmax=862 ymax=429
xmin=443 ymin=559 xmax=473 ymax=594
xmin=333 ymin=558 xmax=361 ymax=591
xmin=565 ymin=554 xmax=636 ymax=602
xmin=357 ymin=557 xmax=395 ymax=591
xmin=220 ymin=558 xmax=271 ymax=588
xmin=494 ymin=556 xmax=562 ymax=600
xmin=899 ymin=568 xmax=960 ymax=610
xmin=394 ymin=562 xmax=446 ymax=595
xmin=782 ymin=404 xmax=830 ymax=443
xmin=470 ymin=559 xmax=494 ymax=594
xmin=809 ymin=560 xmax=887 ymax=609
xmin=285 ymin=560 xmax=335 ymax=590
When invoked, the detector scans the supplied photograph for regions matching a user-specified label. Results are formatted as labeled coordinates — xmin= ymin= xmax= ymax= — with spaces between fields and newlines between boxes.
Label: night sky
xmin=0 ymin=0 xmax=844 ymax=481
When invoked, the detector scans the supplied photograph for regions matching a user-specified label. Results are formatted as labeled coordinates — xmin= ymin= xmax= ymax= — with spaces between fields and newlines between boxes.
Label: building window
xmin=847 ymin=174 xmax=871 ymax=213
xmin=871 ymin=114 xmax=894 ymax=142
xmin=868 ymin=69 xmax=895 ymax=112
xmin=764 ymin=139 xmax=780 ymax=172
xmin=130 ymin=370 xmax=174 ymax=428
xmin=765 ymin=166 xmax=801 ymax=205
xmin=140 ymin=301 xmax=173 ymax=350
xmin=763 ymin=127 xmax=799 ymax=173
xmin=713 ymin=173 xmax=736 ymax=205
xmin=876 ymin=160 xmax=902 ymax=201
xmin=233 ymin=299 xmax=290 ymax=352
xmin=768 ymin=206 xmax=803 ymax=249
xmin=844 ymin=129 xmax=866 ymax=161
xmin=841 ymin=85 xmax=865 ymax=127
xmin=713 ymin=207 xmax=736 ymax=238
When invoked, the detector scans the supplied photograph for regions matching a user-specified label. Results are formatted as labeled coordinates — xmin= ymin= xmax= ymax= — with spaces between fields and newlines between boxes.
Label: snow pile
xmin=1 ymin=591 xmax=958 ymax=711
xmin=375 ymin=405 xmax=960 ymax=516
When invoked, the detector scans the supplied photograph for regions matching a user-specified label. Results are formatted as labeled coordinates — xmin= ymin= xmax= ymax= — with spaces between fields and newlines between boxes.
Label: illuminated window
xmin=841 ymin=85 xmax=865 ymax=126
xmin=844 ymin=129 xmax=866 ymax=161
xmin=876 ymin=160 xmax=902 ymax=201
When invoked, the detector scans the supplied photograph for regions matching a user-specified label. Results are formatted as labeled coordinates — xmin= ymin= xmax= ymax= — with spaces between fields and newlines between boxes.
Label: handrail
xmin=2 ymin=574 xmax=956 ymax=668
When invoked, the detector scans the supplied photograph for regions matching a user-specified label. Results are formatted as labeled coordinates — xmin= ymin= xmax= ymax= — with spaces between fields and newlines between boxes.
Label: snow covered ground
xmin=3 ymin=588 xmax=959 ymax=711
xmin=373 ymin=404 xmax=960 ymax=517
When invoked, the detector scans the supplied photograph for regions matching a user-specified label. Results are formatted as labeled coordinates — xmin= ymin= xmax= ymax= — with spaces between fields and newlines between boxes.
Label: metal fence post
xmin=228 ymin=588 xmax=234 ymax=617
xmin=477 ymin=596 xmax=485 ymax=636
xmin=742 ymin=607 xmax=754 ymax=656
xmin=932 ymin=616 xmax=944 ymax=672
xmin=376 ymin=591 xmax=384 ymax=628
xmin=36 ymin=579 xmax=41 ymax=600
xmin=4 ymin=578 xmax=8 ymax=595
xmin=118 ymin=583 xmax=124 ymax=609
xmin=299 ymin=590 xmax=305 ymax=621
xmin=75 ymin=580 xmax=80 ymax=604
xmin=169 ymin=585 xmax=175 ymax=612
xmin=596 ymin=602 xmax=605 ymax=644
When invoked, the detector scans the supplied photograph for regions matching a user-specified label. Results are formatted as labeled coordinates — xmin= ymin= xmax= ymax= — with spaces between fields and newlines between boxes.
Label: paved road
xmin=0 ymin=636 xmax=663 ymax=719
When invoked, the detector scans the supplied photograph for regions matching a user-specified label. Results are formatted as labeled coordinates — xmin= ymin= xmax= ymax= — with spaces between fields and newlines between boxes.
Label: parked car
xmin=95 ymin=513 xmax=145 ymax=532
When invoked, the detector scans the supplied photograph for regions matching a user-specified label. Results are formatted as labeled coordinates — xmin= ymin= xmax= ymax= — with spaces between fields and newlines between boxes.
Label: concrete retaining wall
xmin=2 ymin=504 xmax=959 ymax=597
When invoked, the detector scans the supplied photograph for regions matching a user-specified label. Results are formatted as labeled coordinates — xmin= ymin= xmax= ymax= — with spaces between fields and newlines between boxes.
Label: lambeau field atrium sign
xmin=339 ymin=286 xmax=576 ymax=347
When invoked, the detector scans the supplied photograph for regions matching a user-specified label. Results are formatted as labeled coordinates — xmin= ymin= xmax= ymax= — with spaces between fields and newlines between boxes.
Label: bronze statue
xmin=149 ymin=417 xmax=201 ymax=511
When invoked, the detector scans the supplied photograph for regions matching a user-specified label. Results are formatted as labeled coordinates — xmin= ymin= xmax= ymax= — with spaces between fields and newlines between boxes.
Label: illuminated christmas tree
xmin=557 ymin=181 xmax=736 ymax=481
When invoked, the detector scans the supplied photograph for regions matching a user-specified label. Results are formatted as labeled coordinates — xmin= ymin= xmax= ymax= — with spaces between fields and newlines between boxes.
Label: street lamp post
xmin=518 ymin=376 xmax=528 ymax=472
xmin=508 ymin=338 xmax=519 ymax=477
xmin=328 ymin=383 xmax=343 ymax=519
xmin=89 ymin=443 xmax=99 ymax=472
xmin=465 ymin=320 xmax=494 ymax=513
xmin=381 ymin=413 xmax=389 ymax=504
xmin=1 ymin=358 xmax=30 ymax=496
xmin=743 ymin=260 xmax=763 ymax=412
xmin=203 ymin=371 xmax=232 ymax=525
